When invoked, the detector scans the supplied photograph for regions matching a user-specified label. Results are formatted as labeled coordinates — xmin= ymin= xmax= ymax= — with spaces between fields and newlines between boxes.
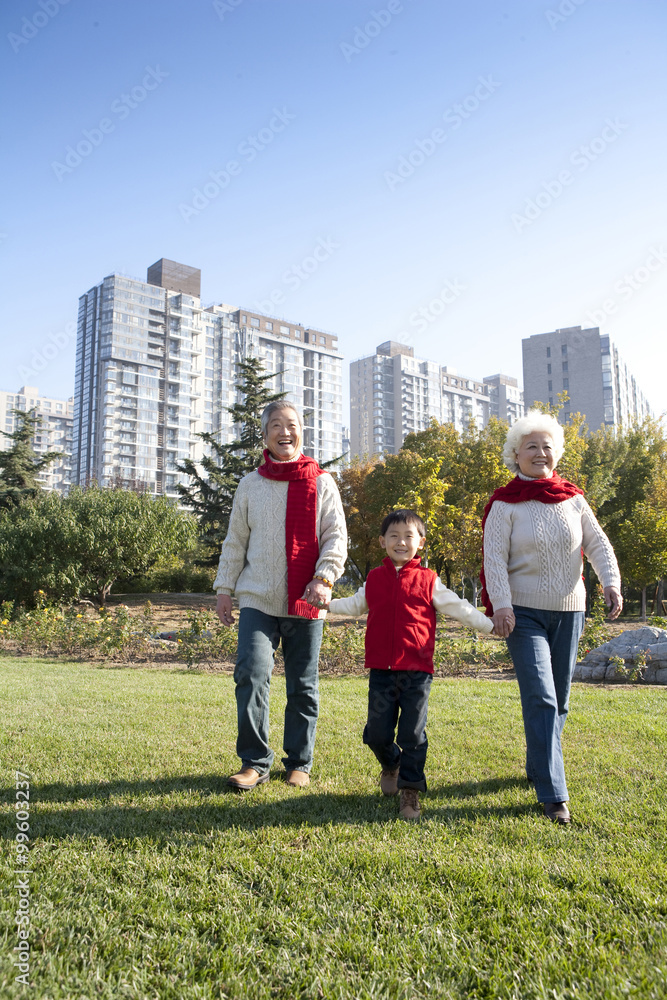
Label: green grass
xmin=1 ymin=660 xmax=666 ymax=999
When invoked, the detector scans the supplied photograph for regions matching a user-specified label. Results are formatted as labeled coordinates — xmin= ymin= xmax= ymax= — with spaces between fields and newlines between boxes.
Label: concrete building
xmin=483 ymin=373 xmax=524 ymax=426
xmin=72 ymin=259 xmax=343 ymax=495
xmin=0 ymin=385 xmax=73 ymax=492
xmin=350 ymin=341 xmax=523 ymax=458
xmin=522 ymin=325 xmax=652 ymax=429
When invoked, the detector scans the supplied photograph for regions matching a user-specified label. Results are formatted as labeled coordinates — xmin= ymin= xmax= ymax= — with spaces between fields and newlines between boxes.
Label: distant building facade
xmin=72 ymin=259 xmax=343 ymax=496
xmin=522 ymin=325 xmax=652 ymax=429
xmin=0 ymin=385 xmax=73 ymax=493
xmin=350 ymin=341 xmax=523 ymax=458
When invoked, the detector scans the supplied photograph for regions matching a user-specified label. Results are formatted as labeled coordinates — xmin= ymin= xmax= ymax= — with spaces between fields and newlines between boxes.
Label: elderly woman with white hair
xmin=215 ymin=400 xmax=347 ymax=791
xmin=481 ymin=410 xmax=622 ymax=824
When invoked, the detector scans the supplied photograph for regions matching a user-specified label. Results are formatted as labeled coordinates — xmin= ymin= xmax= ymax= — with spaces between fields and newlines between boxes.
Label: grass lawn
xmin=1 ymin=659 xmax=666 ymax=999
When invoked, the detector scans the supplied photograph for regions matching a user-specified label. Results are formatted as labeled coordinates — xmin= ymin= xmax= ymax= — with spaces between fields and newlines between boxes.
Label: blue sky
xmin=2 ymin=0 xmax=666 ymax=419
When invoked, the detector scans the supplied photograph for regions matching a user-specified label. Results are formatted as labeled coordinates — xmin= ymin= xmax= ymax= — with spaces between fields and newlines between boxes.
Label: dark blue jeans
xmin=506 ymin=606 xmax=585 ymax=804
xmin=363 ymin=669 xmax=433 ymax=792
xmin=234 ymin=607 xmax=324 ymax=774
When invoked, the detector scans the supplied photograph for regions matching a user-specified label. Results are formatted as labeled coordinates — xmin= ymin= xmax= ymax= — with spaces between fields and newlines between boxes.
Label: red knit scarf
xmin=257 ymin=449 xmax=325 ymax=619
xmin=479 ymin=472 xmax=585 ymax=616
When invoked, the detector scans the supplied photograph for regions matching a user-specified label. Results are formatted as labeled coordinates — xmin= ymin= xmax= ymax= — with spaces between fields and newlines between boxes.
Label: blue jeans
xmin=506 ymin=606 xmax=585 ymax=804
xmin=234 ymin=607 xmax=324 ymax=773
xmin=363 ymin=669 xmax=433 ymax=792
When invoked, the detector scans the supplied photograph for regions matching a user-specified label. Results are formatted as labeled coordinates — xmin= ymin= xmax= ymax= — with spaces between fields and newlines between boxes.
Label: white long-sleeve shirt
xmin=329 ymin=575 xmax=493 ymax=633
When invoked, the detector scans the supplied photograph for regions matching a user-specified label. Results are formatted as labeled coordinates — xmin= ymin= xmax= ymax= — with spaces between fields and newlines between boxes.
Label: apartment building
xmin=72 ymin=259 xmax=343 ymax=495
xmin=0 ymin=385 xmax=73 ymax=492
xmin=350 ymin=341 xmax=523 ymax=458
xmin=522 ymin=325 xmax=652 ymax=429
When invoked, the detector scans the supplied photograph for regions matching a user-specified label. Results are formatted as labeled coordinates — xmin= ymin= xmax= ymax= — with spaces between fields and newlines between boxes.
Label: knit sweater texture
xmin=483 ymin=494 xmax=620 ymax=612
xmin=213 ymin=469 xmax=347 ymax=618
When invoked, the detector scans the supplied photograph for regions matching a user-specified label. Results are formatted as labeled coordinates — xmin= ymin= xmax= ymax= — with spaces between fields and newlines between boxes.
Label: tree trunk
xmin=641 ymin=586 xmax=647 ymax=622
xmin=471 ymin=577 xmax=478 ymax=608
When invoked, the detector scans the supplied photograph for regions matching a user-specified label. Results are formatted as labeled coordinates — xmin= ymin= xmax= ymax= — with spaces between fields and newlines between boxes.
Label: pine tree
xmin=177 ymin=357 xmax=285 ymax=560
xmin=0 ymin=408 xmax=63 ymax=509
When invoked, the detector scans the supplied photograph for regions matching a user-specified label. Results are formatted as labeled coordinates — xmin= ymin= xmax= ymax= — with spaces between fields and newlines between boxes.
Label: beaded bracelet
xmin=313 ymin=574 xmax=333 ymax=588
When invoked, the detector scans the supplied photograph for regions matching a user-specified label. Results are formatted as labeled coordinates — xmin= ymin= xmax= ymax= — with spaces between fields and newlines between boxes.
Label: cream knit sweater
xmin=483 ymin=493 xmax=620 ymax=612
xmin=213 ymin=469 xmax=347 ymax=618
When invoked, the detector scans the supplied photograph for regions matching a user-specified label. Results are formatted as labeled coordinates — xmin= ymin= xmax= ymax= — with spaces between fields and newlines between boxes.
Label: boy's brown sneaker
xmin=379 ymin=767 xmax=399 ymax=796
xmin=399 ymin=788 xmax=421 ymax=821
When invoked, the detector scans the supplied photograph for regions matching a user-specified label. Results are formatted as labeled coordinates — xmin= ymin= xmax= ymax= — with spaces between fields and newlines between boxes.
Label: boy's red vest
xmin=364 ymin=557 xmax=437 ymax=673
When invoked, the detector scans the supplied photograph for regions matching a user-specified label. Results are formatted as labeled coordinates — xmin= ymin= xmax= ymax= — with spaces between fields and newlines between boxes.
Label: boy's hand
xmin=492 ymin=607 xmax=515 ymax=638
xmin=303 ymin=579 xmax=331 ymax=610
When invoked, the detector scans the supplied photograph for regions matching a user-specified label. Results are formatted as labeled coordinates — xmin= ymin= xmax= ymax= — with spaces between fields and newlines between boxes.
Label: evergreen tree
xmin=177 ymin=357 xmax=285 ymax=560
xmin=0 ymin=408 xmax=63 ymax=509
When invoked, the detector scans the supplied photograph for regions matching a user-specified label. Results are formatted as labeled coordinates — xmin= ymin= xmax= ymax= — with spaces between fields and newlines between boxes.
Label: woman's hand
xmin=604 ymin=586 xmax=623 ymax=620
xmin=216 ymin=594 xmax=235 ymax=626
xmin=492 ymin=607 xmax=515 ymax=638
xmin=303 ymin=579 xmax=331 ymax=610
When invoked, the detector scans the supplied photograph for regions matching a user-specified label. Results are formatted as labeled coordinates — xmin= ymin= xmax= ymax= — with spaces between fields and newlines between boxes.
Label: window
xmin=547 ymin=363 xmax=551 ymax=375
xmin=562 ymin=361 xmax=568 ymax=372
xmin=265 ymin=321 xmax=273 ymax=331
xmin=320 ymin=336 xmax=326 ymax=345
xmin=280 ymin=325 xmax=289 ymax=335
xmin=546 ymin=347 xmax=551 ymax=358
xmin=563 ymin=378 xmax=569 ymax=390
xmin=548 ymin=380 xmax=553 ymax=391
xmin=250 ymin=317 xmax=260 ymax=328
xmin=561 ymin=344 xmax=567 ymax=355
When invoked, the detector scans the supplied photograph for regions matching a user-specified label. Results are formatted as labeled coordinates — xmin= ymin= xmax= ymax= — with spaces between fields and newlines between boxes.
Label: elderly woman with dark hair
xmin=215 ymin=401 xmax=347 ymax=791
xmin=481 ymin=411 xmax=622 ymax=824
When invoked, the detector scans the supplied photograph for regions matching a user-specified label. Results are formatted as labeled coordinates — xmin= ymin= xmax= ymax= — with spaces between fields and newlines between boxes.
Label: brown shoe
xmin=399 ymin=788 xmax=421 ymax=821
xmin=285 ymin=770 xmax=310 ymax=788
xmin=227 ymin=767 xmax=269 ymax=791
xmin=543 ymin=801 xmax=571 ymax=825
xmin=379 ymin=767 xmax=399 ymax=796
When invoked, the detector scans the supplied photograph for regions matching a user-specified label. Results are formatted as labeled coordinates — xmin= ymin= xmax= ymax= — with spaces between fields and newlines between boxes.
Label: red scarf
xmin=257 ymin=449 xmax=326 ymax=619
xmin=479 ymin=472 xmax=585 ymax=616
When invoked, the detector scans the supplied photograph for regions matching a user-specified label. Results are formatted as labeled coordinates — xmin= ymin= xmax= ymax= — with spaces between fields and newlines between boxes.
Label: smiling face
xmin=379 ymin=521 xmax=426 ymax=568
xmin=515 ymin=432 xmax=556 ymax=478
xmin=264 ymin=407 xmax=302 ymax=462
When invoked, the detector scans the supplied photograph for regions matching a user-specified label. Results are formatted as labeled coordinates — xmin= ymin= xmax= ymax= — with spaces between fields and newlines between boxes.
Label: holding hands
xmin=304 ymin=579 xmax=331 ymax=610
xmin=492 ymin=606 xmax=515 ymax=638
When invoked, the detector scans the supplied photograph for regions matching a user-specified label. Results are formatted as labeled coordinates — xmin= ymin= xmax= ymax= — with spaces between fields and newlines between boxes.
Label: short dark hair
xmin=380 ymin=509 xmax=426 ymax=537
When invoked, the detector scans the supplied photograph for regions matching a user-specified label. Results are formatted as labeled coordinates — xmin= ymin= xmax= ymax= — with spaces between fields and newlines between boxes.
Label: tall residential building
xmin=483 ymin=374 xmax=524 ymax=425
xmin=350 ymin=341 xmax=523 ymax=459
xmin=72 ymin=259 xmax=343 ymax=495
xmin=522 ymin=325 xmax=652 ymax=429
xmin=0 ymin=385 xmax=73 ymax=493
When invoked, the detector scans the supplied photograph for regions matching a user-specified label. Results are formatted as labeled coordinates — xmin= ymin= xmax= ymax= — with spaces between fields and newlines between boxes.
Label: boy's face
xmin=379 ymin=522 xmax=426 ymax=567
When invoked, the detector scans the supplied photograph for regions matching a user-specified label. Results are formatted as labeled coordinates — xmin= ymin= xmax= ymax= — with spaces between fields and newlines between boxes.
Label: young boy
xmin=326 ymin=509 xmax=493 ymax=821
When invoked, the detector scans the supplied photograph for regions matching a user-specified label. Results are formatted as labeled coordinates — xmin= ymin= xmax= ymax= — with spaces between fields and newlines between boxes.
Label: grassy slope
xmin=1 ymin=660 xmax=666 ymax=999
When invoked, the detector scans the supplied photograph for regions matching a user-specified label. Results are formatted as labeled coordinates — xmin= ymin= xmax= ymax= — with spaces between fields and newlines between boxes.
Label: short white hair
xmin=261 ymin=401 xmax=303 ymax=438
xmin=503 ymin=410 xmax=565 ymax=473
